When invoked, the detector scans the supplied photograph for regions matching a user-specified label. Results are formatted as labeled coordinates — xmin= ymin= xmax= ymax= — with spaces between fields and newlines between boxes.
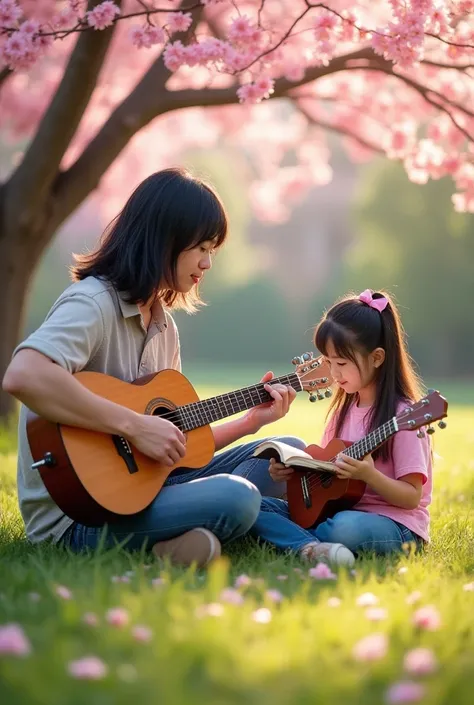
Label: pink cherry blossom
xmin=68 ymin=656 xmax=108 ymax=680
xmin=129 ymin=24 xmax=165 ymax=49
xmin=385 ymin=681 xmax=426 ymax=704
xmin=86 ymin=1 xmax=120 ymax=30
xmin=352 ymin=633 xmax=388 ymax=662
xmin=0 ymin=624 xmax=31 ymax=656
xmin=166 ymin=12 xmax=192 ymax=34
xmin=0 ymin=0 xmax=22 ymax=26
xmin=412 ymin=605 xmax=441 ymax=631
xmin=403 ymin=647 xmax=438 ymax=675
xmin=106 ymin=607 xmax=129 ymax=627
xmin=308 ymin=563 xmax=336 ymax=580
xmin=252 ymin=607 xmax=272 ymax=624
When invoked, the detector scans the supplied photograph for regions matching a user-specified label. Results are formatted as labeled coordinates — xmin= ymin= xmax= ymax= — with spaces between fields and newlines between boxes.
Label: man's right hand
xmin=128 ymin=414 xmax=186 ymax=467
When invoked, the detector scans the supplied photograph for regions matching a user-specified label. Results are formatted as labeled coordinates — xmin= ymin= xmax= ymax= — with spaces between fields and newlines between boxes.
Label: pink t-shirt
xmin=321 ymin=401 xmax=432 ymax=542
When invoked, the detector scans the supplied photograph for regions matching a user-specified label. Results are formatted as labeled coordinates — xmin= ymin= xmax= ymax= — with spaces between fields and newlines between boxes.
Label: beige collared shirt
xmin=13 ymin=276 xmax=181 ymax=543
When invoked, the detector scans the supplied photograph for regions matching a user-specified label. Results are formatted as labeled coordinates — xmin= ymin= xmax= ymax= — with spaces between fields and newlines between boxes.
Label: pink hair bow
xmin=358 ymin=289 xmax=388 ymax=312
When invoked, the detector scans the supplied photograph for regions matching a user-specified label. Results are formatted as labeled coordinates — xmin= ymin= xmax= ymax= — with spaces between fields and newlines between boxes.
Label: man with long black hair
xmin=3 ymin=168 xmax=304 ymax=567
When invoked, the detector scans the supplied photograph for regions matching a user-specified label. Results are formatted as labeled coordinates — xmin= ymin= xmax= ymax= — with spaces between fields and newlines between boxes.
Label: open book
xmin=253 ymin=440 xmax=338 ymax=473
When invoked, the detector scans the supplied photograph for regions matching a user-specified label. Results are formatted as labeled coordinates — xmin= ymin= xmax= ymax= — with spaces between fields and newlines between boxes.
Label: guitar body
xmin=286 ymin=440 xmax=367 ymax=529
xmin=27 ymin=369 xmax=215 ymax=527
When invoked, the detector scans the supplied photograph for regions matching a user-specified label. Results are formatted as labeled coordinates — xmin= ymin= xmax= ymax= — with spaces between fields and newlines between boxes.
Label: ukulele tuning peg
xmin=317 ymin=391 xmax=325 ymax=401
xmin=417 ymin=430 xmax=425 ymax=439
xmin=301 ymin=352 xmax=313 ymax=361
xmin=324 ymin=388 xmax=332 ymax=398
xmin=426 ymin=425 xmax=435 ymax=435
xmin=438 ymin=420 xmax=447 ymax=429
xmin=309 ymin=393 xmax=317 ymax=402
xmin=292 ymin=356 xmax=303 ymax=365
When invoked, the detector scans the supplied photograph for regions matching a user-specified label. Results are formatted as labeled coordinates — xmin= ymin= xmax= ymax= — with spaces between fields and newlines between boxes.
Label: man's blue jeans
xmin=250 ymin=498 xmax=421 ymax=555
xmin=62 ymin=435 xmax=305 ymax=552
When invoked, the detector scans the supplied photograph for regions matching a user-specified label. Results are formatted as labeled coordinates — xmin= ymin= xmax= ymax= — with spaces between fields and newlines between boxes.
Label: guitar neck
xmin=343 ymin=417 xmax=398 ymax=461
xmin=178 ymin=373 xmax=303 ymax=432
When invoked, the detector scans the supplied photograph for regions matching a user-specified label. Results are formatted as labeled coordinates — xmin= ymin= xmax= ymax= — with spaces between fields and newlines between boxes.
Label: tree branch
xmin=0 ymin=66 xmax=11 ymax=88
xmin=295 ymin=100 xmax=386 ymax=153
xmin=4 ymin=0 xmax=123 ymax=230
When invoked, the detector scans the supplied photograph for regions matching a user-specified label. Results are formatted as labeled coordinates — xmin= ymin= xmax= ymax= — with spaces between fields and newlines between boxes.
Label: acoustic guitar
xmin=286 ymin=390 xmax=448 ymax=528
xmin=27 ymin=352 xmax=332 ymax=526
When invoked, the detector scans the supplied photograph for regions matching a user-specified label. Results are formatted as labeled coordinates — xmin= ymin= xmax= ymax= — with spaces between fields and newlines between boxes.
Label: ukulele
xmin=27 ymin=352 xmax=332 ymax=526
xmin=286 ymin=390 xmax=448 ymax=528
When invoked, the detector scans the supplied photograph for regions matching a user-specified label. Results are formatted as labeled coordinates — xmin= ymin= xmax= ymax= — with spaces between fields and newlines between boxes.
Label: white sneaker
xmin=300 ymin=541 xmax=355 ymax=568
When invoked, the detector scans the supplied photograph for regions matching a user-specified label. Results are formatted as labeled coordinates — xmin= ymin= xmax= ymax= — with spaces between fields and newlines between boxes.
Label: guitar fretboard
xmin=338 ymin=418 xmax=397 ymax=461
xmin=163 ymin=373 xmax=304 ymax=432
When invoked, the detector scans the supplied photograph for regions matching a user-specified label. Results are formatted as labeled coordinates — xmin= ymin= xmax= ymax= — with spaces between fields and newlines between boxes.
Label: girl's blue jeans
xmin=250 ymin=497 xmax=422 ymax=555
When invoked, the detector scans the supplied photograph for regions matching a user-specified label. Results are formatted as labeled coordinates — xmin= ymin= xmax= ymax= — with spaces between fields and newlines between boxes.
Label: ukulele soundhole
xmin=320 ymin=473 xmax=333 ymax=488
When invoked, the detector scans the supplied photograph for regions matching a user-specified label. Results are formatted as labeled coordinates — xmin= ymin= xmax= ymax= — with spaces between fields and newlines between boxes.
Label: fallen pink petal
xmin=106 ymin=607 xmax=130 ymax=627
xmin=234 ymin=574 xmax=252 ymax=588
xmin=412 ymin=605 xmax=441 ymax=631
xmin=68 ymin=656 xmax=108 ymax=680
xmin=309 ymin=563 xmax=336 ymax=580
xmin=82 ymin=612 xmax=99 ymax=627
xmin=352 ymin=633 xmax=388 ymax=662
xmin=132 ymin=625 xmax=153 ymax=642
xmin=252 ymin=608 xmax=272 ymax=624
xmin=265 ymin=589 xmax=283 ymax=603
xmin=220 ymin=588 xmax=244 ymax=605
xmin=385 ymin=681 xmax=426 ymax=703
xmin=403 ymin=647 xmax=438 ymax=675
xmin=55 ymin=585 xmax=73 ymax=600
xmin=327 ymin=597 xmax=341 ymax=607
xmin=365 ymin=607 xmax=388 ymax=621
xmin=195 ymin=603 xmax=224 ymax=618
xmin=356 ymin=592 xmax=379 ymax=607
xmin=0 ymin=624 xmax=31 ymax=656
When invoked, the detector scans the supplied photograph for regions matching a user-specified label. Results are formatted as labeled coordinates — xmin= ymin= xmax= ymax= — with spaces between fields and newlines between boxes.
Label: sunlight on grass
xmin=0 ymin=389 xmax=473 ymax=705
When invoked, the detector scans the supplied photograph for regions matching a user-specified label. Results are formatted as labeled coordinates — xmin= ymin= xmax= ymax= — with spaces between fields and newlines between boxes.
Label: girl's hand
xmin=268 ymin=458 xmax=294 ymax=482
xmin=334 ymin=453 xmax=377 ymax=482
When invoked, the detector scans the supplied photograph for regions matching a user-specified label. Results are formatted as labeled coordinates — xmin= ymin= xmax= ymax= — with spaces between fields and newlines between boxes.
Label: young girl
xmin=251 ymin=289 xmax=432 ymax=568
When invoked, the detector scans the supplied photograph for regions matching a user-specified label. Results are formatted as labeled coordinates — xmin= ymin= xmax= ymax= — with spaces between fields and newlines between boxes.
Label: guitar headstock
xmin=292 ymin=352 xmax=333 ymax=402
xmin=396 ymin=390 xmax=448 ymax=435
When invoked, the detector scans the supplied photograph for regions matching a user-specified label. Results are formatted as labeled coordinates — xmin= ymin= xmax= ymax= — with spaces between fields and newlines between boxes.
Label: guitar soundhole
xmin=151 ymin=405 xmax=185 ymax=432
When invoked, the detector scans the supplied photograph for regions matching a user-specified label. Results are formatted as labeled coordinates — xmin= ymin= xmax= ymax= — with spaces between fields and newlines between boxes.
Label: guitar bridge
xmin=301 ymin=474 xmax=312 ymax=509
xmin=112 ymin=435 xmax=139 ymax=474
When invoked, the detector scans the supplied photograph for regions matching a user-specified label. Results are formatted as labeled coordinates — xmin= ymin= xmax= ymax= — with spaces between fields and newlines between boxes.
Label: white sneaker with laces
xmin=300 ymin=541 xmax=355 ymax=568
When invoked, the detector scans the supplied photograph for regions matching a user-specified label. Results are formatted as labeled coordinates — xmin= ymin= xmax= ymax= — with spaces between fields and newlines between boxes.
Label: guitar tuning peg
xmin=301 ymin=352 xmax=313 ymax=361
xmin=324 ymin=388 xmax=332 ymax=398
xmin=317 ymin=391 xmax=324 ymax=401
xmin=438 ymin=421 xmax=447 ymax=429
xmin=426 ymin=425 xmax=435 ymax=435
xmin=292 ymin=356 xmax=302 ymax=365
xmin=417 ymin=430 xmax=425 ymax=438
xmin=309 ymin=393 xmax=317 ymax=402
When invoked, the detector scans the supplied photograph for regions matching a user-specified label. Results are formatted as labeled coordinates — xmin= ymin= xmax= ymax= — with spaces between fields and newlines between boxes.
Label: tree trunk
xmin=0 ymin=230 xmax=39 ymax=419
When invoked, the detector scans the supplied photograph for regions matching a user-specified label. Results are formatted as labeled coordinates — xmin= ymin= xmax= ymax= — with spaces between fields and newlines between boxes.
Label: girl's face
xmin=324 ymin=340 xmax=385 ymax=398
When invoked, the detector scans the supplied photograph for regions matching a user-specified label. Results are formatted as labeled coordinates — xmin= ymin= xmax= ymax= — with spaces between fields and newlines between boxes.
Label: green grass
xmin=1 ymin=387 xmax=473 ymax=705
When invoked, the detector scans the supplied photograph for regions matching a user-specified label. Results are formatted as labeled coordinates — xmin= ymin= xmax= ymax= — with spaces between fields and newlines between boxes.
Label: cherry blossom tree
xmin=0 ymin=0 xmax=474 ymax=416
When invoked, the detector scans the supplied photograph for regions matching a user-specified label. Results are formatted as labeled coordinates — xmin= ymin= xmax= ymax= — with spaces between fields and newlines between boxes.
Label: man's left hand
xmin=244 ymin=371 xmax=296 ymax=432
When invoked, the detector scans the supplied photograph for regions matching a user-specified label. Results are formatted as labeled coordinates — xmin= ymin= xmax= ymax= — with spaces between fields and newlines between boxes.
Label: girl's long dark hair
xmin=71 ymin=167 xmax=228 ymax=311
xmin=314 ymin=290 xmax=423 ymax=461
